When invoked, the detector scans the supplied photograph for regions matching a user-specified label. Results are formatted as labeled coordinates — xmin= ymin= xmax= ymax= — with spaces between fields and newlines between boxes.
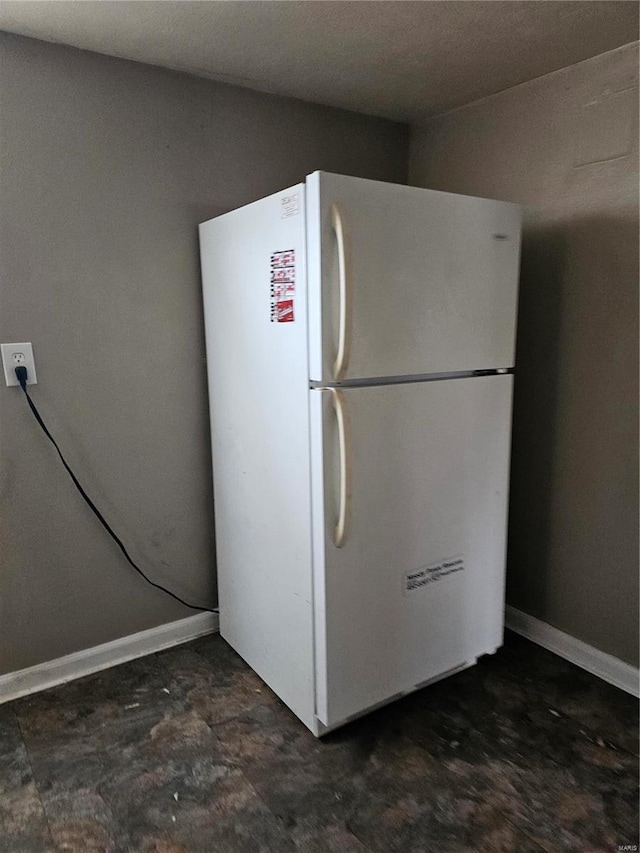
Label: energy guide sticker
xmin=270 ymin=249 xmax=295 ymax=322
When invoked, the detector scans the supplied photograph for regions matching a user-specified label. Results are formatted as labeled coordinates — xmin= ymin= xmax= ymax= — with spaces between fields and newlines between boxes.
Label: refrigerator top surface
xmin=306 ymin=170 xmax=522 ymax=212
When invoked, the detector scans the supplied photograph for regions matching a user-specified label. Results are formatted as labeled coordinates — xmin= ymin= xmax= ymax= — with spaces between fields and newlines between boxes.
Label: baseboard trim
xmin=4 ymin=607 xmax=635 ymax=704
xmin=505 ymin=605 xmax=639 ymax=698
xmin=0 ymin=611 xmax=219 ymax=705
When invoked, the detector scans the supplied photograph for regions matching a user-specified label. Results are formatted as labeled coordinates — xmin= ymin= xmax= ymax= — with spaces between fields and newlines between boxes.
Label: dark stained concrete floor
xmin=1 ymin=631 xmax=638 ymax=852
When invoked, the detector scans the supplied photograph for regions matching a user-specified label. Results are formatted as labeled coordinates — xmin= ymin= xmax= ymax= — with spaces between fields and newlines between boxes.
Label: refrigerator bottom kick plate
xmin=312 ymin=658 xmax=478 ymax=737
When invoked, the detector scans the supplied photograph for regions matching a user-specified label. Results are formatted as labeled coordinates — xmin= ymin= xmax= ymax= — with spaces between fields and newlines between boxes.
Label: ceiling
xmin=0 ymin=1 xmax=637 ymax=122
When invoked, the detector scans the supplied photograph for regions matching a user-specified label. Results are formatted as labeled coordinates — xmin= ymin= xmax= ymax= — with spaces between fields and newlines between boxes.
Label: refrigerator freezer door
xmin=306 ymin=172 xmax=521 ymax=383
xmin=310 ymin=375 xmax=513 ymax=727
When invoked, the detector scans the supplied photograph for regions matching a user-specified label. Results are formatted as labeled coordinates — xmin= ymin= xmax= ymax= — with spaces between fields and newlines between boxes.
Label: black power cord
xmin=14 ymin=365 xmax=217 ymax=614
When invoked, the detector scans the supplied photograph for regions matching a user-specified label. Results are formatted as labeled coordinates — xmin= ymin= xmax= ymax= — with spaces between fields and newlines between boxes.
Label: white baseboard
xmin=0 ymin=611 xmax=219 ymax=705
xmin=505 ymin=605 xmax=639 ymax=698
xmin=3 ymin=606 xmax=635 ymax=704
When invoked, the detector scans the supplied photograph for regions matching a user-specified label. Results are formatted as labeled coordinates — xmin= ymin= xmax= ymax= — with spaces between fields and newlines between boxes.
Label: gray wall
xmin=410 ymin=43 xmax=639 ymax=666
xmin=0 ymin=32 xmax=408 ymax=674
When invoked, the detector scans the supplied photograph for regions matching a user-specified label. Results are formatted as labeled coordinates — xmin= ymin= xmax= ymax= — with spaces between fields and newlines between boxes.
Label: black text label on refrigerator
xmin=404 ymin=556 xmax=465 ymax=594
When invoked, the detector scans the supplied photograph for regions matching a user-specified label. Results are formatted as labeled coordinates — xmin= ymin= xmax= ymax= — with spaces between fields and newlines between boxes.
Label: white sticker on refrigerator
xmin=270 ymin=249 xmax=295 ymax=323
xmin=281 ymin=193 xmax=299 ymax=218
xmin=404 ymin=556 xmax=465 ymax=594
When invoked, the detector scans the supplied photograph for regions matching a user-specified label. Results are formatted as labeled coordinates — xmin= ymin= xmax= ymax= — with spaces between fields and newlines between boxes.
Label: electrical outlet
xmin=1 ymin=343 xmax=37 ymax=386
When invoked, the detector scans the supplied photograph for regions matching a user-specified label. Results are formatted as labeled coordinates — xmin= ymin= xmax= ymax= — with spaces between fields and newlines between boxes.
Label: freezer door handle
xmin=325 ymin=387 xmax=352 ymax=548
xmin=330 ymin=203 xmax=352 ymax=381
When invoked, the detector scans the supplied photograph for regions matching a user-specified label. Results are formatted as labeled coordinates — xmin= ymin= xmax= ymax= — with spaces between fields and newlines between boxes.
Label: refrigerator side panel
xmin=199 ymin=185 xmax=315 ymax=730
xmin=312 ymin=171 xmax=521 ymax=383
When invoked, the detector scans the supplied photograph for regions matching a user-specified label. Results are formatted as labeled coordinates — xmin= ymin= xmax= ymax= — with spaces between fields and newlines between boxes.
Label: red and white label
xmin=270 ymin=249 xmax=295 ymax=323
xmin=275 ymin=299 xmax=294 ymax=322
xmin=271 ymin=267 xmax=295 ymax=284
xmin=272 ymin=282 xmax=295 ymax=300
xmin=271 ymin=249 xmax=295 ymax=268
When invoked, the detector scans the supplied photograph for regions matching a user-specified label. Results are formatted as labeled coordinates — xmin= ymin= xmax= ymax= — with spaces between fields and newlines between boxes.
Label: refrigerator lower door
xmin=310 ymin=375 xmax=513 ymax=728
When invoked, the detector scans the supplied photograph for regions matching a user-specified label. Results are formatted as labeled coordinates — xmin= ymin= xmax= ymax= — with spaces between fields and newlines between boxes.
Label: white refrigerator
xmin=199 ymin=171 xmax=521 ymax=736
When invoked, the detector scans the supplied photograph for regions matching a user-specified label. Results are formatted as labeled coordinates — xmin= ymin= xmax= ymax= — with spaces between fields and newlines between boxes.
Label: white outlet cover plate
xmin=1 ymin=342 xmax=37 ymax=386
